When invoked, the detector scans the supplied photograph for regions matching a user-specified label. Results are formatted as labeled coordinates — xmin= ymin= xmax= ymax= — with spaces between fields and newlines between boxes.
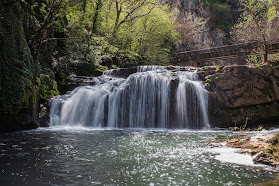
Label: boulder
xmin=199 ymin=64 xmax=279 ymax=128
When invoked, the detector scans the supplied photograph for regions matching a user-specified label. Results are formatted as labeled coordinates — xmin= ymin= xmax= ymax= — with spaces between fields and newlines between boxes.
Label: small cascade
xmin=137 ymin=65 xmax=165 ymax=72
xmin=50 ymin=66 xmax=209 ymax=129
xmin=175 ymin=71 xmax=209 ymax=129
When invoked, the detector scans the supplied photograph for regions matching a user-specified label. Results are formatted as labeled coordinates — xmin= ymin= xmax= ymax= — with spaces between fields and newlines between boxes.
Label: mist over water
xmin=50 ymin=66 xmax=209 ymax=129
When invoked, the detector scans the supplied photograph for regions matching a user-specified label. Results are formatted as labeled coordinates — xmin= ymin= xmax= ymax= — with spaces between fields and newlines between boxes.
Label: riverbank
xmin=226 ymin=130 xmax=279 ymax=168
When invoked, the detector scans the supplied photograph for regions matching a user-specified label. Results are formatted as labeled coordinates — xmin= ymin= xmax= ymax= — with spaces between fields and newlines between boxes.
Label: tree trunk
xmin=264 ymin=44 xmax=268 ymax=63
xmin=92 ymin=0 xmax=103 ymax=34
xmin=34 ymin=3 xmax=62 ymax=59
xmin=113 ymin=1 xmax=121 ymax=34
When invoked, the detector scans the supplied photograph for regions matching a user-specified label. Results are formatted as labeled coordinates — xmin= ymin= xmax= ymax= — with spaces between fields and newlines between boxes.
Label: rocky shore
xmin=226 ymin=130 xmax=279 ymax=168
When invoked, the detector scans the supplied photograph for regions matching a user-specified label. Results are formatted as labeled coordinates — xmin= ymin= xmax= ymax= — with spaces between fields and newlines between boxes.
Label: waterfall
xmin=50 ymin=66 xmax=209 ymax=129
xmin=175 ymin=71 xmax=209 ymax=129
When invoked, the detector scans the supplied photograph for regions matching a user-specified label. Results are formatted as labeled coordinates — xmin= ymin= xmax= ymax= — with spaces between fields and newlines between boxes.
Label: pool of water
xmin=0 ymin=127 xmax=277 ymax=185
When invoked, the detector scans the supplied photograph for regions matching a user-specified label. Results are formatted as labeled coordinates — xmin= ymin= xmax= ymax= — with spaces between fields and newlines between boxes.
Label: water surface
xmin=0 ymin=128 xmax=276 ymax=185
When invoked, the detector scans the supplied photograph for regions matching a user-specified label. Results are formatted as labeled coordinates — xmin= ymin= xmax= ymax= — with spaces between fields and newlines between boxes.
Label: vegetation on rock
xmin=0 ymin=0 xmax=185 ymax=130
xmin=1 ymin=0 xmax=279 ymax=131
xmin=0 ymin=2 xmax=34 ymax=114
xmin=202 ymin=0 xmax=239 ymax=35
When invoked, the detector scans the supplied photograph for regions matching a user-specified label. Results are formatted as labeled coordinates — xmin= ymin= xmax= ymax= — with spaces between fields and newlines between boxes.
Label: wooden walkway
xmin=171 ymin=42 xmax=279 ymax=67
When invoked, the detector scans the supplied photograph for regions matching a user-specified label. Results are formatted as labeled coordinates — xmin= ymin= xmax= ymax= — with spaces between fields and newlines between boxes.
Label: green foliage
xmin=71 ymin=62 xmax=97 ymax=76
xmin=96 ymin=65 xmax=109 ymax=74
xmin=66 ymin=0 xmax=180 ymax=66
xmin=209 ymin=3 xmax=233 ymax=33
xmin=232 ymin=0 xmax=279 ymax=62
xmin=269 ymin=54 xmax=279 ymax=63
xmin=0 ymin=4 xmax=34 ymax=114
xmin=214 ymin=76 xmax=220 ymax=80
xmin=40 ymin=76 xmax=59 ymax=100
xmin=247 ymin=52 xmax=261 ymax=64
xmin=98 ymin=49 xmax=143 ymax=68
xmin=246 ymin=49 xmax=265 ymax=66
xmin=240 ymin=117 xmax=249 ymax=131
xmin=0 ymin=0 xmax=180 ymax=117
xmin=202 ymin=0 xmax=235 ymax=34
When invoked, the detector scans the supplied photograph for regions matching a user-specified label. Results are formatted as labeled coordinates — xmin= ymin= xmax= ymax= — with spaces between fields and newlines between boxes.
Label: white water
xmin=210 ymin=147 xmax=266 ymax=167
xmin=50 ymin=66 xmax=209 ymax=129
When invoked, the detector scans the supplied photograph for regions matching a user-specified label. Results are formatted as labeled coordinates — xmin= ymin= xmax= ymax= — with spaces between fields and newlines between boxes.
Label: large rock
xmin=0 ymin=82 xmax=41 ymax=131
xmin=60 ymin=76 xmax=99 ymax=94
xmin=199 ymin=64 xmax=279 ymax=128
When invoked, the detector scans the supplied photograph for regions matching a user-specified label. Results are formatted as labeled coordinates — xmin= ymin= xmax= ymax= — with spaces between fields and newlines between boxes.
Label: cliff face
xmin=0 ymin=3 xmax=39 ymax=131
xmin=177 ymin=0 xmax=226 ymax=51
xmin=198 ymin=64 xmax=279 ymax=128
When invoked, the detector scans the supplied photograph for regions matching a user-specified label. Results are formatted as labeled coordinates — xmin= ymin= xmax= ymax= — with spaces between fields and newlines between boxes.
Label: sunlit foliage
xmin=65 ymin=0 xmax=180 ymax=65
xmin=232 ymin=0 xmax=279 ymax=62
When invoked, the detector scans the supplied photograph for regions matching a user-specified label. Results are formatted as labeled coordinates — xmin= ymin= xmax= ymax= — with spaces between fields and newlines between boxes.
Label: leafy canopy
xmin=66 ymin=0 xmax=180 ymax=65
xmin=232 ymin=0 xmax=279 ymax=62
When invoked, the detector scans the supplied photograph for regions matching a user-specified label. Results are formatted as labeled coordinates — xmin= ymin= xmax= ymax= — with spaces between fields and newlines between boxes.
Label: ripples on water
xmin=0 ymin=127 xmax=277 ymax=185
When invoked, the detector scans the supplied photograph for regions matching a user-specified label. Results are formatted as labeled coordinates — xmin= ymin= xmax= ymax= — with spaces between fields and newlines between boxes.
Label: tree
xmin=209 ymin=3 xmax=233 ymax=33
xmin=66 ymin=0 xmax=180 ymax=65
xmin=232 ymin=0 xmax=279 ymax=62
xmin=112 ymin=0 xmax=158 ymax=33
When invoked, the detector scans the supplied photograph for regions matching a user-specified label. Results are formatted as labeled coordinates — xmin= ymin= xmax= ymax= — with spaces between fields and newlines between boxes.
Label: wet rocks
xmin=61 ymin=76 xmax=99 ymax=93
xmin=227 ymin=131 xmax=279 ymax=168
xmin=252 ymin=151 xmax=279 ymax=167
xmin=103 ymin=67 xmax=138 ymax=78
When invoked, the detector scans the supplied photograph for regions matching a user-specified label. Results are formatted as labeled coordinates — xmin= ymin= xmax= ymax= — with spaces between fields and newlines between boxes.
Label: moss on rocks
xmin=0 ymin=2 xmax=41 ymax=131
xmin=0 ymin=2 xmax=35 ymax=115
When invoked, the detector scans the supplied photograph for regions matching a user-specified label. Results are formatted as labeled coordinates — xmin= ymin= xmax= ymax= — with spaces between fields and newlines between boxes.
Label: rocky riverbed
xmin=226 ymin=130 xmax=279 ymax=168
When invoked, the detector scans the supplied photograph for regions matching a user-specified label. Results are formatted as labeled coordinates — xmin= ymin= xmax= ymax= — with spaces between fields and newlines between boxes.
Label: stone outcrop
xmin=227 ymin=131 xmax=279 ymax=167
xmin=60 ymin=76 xmax=99 ymax=94
xmin=198 ymin=64 xmax=279 ymax=128
xmin=177 ymin=0 xmax=226 ymax=51
xmin=0 ymin=82 xmax=41 ymax=131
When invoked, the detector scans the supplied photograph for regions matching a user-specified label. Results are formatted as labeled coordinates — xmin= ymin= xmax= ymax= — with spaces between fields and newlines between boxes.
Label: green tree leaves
xmin=209 ymin=3 xmax=233 ymax=33
xmin=232 ymin=0 xmax=279 ymax=62
xmin=66 ymin=0 xmax=180 ymax=66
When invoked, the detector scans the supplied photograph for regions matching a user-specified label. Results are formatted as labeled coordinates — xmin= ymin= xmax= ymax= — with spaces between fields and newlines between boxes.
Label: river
xmin=0 ymin=127 xmax=276 ymax=185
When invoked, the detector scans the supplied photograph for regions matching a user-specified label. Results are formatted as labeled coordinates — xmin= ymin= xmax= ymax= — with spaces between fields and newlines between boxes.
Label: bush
xmin=209 ymin=3 xmax=233 ymax=33
xmin=39 ymin=75 xmax=59 ymax=101
xmin=71 ymin=62 xmax=97 ymax=76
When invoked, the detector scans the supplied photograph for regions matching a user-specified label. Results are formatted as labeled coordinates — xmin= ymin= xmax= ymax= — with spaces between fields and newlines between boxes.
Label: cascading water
xmin=50 ymin=66 xmax=209 ymax=129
